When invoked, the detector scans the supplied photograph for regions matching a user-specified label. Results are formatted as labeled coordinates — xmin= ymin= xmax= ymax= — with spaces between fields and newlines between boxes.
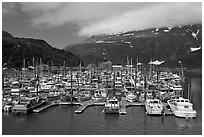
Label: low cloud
xmin=79 ymin=3 xmax=202 ymax=36
xmin=2 ymin=3 xmax=19 ymax=17
xmin=3 ymin=2 xmax=202 ymax=36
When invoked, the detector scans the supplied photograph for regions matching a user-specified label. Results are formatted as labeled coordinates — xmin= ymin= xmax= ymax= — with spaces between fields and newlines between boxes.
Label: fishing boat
xmin=167 ymin=97 xmax=196 ymax=118
xmin=3 ymin=104 xmax=13 ymax=112
xmin=92 ymin=89 xmax=107 ymax=101
xmin=77 ymin=89 xmax=91 ymax=102
xmin=12 ymin=96 xmax=45 ymax=114
xmin=145 ymin=99 xmax=163 ymax=115
xmin=126 ymin=92 xmax=137 ymax=102
xmin=104 ymin=97 xmax=120 ymax=114
xmin=159 ymin=88 xmax=174 ymax=102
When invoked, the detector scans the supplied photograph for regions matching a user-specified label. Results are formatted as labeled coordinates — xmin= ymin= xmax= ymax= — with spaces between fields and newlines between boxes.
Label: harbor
xmin=2 ymin=58 xmax=196 ymax=118
xmin=3 ymin=75 xmax=202 ymax=135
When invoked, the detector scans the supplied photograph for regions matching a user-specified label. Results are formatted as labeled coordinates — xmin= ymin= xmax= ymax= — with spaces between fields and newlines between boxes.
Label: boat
xmin=92 ymin=89 xmax=107 ymax=101
xmin=145 ymin=99 xmax=164 ymax=115
xmin=77 ymin=89 xmax=91 ymax=102
xmin=167 ymin=97 xmax=196 ymax=118
xmin=12 ymin=96 xmax=45 ymax=114
xmin=47 ymin=93 xmax=61 ymax=101
xmin=104 ymin=97 xmax=120 ymax=114
xmin=126 ymin=92 xmax=137 ymax=102
xmin=115 ymin=81 xmax=123 ymax=89
xmin=3 ymin=104 xmax=13 ymax=112
xmin=159 ymin=88 xmax=174 ymax=102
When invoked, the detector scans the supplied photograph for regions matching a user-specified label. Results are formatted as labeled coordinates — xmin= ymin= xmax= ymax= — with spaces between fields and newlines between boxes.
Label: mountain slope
xmin=65 ymin=24 xmax=202 ymax=68
xmin=2 ymin=31 xmax=82 ymax=68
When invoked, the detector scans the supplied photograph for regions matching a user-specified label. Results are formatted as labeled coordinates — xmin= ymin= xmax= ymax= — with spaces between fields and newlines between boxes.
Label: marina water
xmin=2 ymin=76 xmax=202 ymax=135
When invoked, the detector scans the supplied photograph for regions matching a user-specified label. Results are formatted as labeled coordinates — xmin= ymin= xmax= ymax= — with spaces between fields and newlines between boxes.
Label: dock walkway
xmin=119 ymin=97 xmax=144 ymax=115
xmin=119 ymin=97 xmax=127 ymax=115
xmin=163 ymin=102 xmax=173 ymax=115
xmin=75 ymin=100 xmax=105 ymax=114
xmin=33 ymin=102 xmax=56 ymax=113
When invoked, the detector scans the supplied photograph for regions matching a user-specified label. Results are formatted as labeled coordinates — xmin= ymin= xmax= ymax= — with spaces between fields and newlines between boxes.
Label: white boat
xmin=12 ymin=96 xmax=45 ymax=114
xmin=126 ymin=92 xmax=137 ymax=102
xmin=3 ymin=104 xmax=12 ymax=112
xmin=167 ymin=97 xmax=196 ymax=118
xmin=104 ymin=97 xmax=120 ymax=114
xmin=115 ymin=81 xmax=122 ymax=89
xmin=92 ymin=89 xmax=107 ymax=101
xmin=145 ymin=99 xmax=163 ymax=115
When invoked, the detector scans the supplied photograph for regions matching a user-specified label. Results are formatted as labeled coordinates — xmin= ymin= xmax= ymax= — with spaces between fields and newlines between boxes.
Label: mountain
xmin=2 ymin=31 xmax=82 ymax=68
xmin=65 ymin=24 xmax=202 ymax=68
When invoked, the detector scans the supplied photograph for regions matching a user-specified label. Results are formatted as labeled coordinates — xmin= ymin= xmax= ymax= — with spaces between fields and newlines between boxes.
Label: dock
xmin=33 ymin=102 xmax=54 ymax=113
xmin=75 ymin=102 xmax=89 ymax=114
xmin=119 ymin=97 xmax=127 ymax=115
xmin=119 ymin=97 xmax=144 ymax=115
xmin=75 ymin=100 xmax=105 ymax=114
xmin=163 ymin=103 xmax=173 ymax=115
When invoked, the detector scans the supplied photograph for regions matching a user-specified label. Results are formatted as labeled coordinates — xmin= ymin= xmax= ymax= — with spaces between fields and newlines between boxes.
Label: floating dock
xmin=33 ymin=102 xmax=54 ymax=113
xmin=163 ymin=103 xmax=173 ymax=115
xmin=75 ymin=100 xmax=105 ymax=114
xmin=119 ymin=97 xmax=144 ymax=115
xmin=75 ymin=102 xmax=89 ymax=114
xmin=33 ymin=99 xmax=170 ymax=116
xmin=119 ymin=97 xmax=127 ymax=115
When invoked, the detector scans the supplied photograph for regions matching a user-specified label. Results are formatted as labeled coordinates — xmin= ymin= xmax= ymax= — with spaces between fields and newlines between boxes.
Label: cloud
xmin=2 ymin=2 xmax=19 ymax=17
xmin=3 ymin=2 xmax=202 ymax=36
xmin=79 ymin=3 xmax=202 ymax=36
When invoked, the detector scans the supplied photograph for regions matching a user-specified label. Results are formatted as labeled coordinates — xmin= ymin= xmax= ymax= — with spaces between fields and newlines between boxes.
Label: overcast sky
xmin=2 ymin=2 xmax=202 ymax=49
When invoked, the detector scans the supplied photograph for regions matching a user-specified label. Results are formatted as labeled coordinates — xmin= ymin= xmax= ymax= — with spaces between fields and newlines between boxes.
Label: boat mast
xmin=126 ymin=56 xmax=129 ymax=80
xmin=187 ymin=83 xmax=191 ymax=100
xmin=179 ymin=61 xmax=184 ymax=82
xmin=63 ymin=60 xmax=66 ymax=78
xmin=113 ymin=70 xmax=116 ymax=97
xmin=33 ymin=57 xmax=35 ymax=76
xmin=36 ymin=58 xmax=39 ymax=96
xmin=131 ymin=58 xmax=133 ymax=79
xmin=70 ymin=68 xmax=73 ymax=104
xmin=23 ymin=58 xmax=25 ymax=69
xmin=40 ymin=58 xmax=42 ymax=77
xmin=144 ymin=70 xmax=147 ymax=101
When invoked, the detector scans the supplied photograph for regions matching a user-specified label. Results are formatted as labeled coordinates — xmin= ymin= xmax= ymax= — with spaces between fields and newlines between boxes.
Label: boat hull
xmin=174 ymin=110 xmax=196 ymax=118
xmin=126 ymin=98 xmax=136 ymax=103
xmin=145 ymin=101 xmax=163 ymax=115
xmin=145 ymin=107 xmax=163 ymax=115
xmin=104 ymin=107 xmax=119 ymax=114
xmin=167 ymin=100 xmax=196 ymax=118
xmin=12 ymin=100 xmax=45 ymax=114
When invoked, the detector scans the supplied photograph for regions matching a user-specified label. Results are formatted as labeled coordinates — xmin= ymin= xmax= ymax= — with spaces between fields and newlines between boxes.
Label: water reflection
xmin=104 ymin=114 xmax=119 ymax=124
xmin=175 ymin=118 xmax=195 ymax=130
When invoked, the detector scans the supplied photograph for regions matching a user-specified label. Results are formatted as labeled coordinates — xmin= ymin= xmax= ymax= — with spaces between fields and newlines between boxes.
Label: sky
xmin=2 ymin=2 xmax=202 ymax=49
